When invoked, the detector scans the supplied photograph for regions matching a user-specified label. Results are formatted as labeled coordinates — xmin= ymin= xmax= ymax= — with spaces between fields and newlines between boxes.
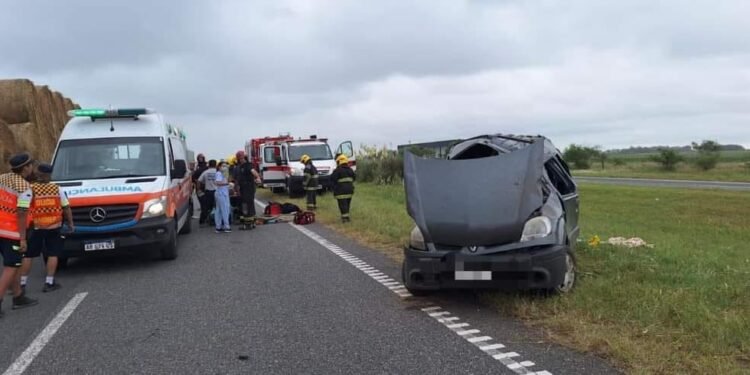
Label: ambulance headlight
xmin=142 ymin=196 xmax=167 ymax=218
xmin=290 ymin=168 xmax=304 ymax=177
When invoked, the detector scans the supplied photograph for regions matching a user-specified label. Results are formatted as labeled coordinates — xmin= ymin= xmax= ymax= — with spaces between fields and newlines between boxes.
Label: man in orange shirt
xmin=0 ymin=153 xmax=39 ymax=317
xmin=20 ymin=163 xmax=74 ymax=293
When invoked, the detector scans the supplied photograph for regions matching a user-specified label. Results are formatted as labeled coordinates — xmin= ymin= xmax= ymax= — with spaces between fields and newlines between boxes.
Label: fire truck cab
xmin=246 ymin=135 xmax=355 ymax=196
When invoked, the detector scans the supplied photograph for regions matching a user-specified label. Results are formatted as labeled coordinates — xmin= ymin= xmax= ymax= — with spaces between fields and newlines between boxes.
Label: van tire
xmin=179 ymin=205 xmax=193 ymax=235
xmin=160 ymin=220 xmax=179 ymax=260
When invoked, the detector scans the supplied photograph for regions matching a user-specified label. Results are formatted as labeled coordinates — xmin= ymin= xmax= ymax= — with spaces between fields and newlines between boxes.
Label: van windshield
xmin=52 ymin=137 xmax=166 ymax=181
xmin=288 ymin=144 xmax=333 ymax=161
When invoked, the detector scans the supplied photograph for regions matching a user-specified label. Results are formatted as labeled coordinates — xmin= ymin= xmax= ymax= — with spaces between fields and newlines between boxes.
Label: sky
xmin=2 ymin=0 xmax=749 ymax=158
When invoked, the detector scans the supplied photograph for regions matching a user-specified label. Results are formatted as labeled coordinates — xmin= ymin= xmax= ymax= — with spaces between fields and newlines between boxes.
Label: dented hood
xmin=404 ymin=141 xmax=544 ymax=246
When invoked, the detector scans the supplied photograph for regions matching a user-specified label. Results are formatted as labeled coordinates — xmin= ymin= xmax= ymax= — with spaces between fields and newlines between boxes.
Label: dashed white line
xmin=3 ymin=292 xmax=88 ymax=375
xmin=282 ymin=212 xmax=553 ymax=375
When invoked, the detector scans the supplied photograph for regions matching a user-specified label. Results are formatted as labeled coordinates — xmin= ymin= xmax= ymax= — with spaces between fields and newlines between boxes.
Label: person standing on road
xmin=197 ymin=159 xmax=218 ymax=227
xmin=301 ymin=155 xmax=318 ymax=211
xmin=330 ymin=155 xmax=356 ymax=223
xmin=0 ymin=153 xmax=39 ymax=317
xmin=193 ymin=154 xmax=209 ymax=224
xmin=234 ymin=151 xmax=261 ymax=227
xmin=19 ymin=163 xmax=74 ymax=293
xmin=213 ymin=161 xmax=232 ymax=233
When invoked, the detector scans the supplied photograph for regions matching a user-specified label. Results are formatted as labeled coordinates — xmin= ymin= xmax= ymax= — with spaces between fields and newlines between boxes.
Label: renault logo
xmin=89 ymin=207 xmax=107 ymax=223
xmin=469 ymin=246 xmax=478 ymax=253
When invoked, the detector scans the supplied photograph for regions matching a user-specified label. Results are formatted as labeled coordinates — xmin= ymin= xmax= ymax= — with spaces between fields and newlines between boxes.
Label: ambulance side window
xmin=169 ymin=138 xmax=187 ymax=166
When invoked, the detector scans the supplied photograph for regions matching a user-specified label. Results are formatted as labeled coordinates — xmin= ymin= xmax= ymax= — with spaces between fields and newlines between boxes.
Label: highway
xmin=0 ymin=202 xmax=617 ymax=375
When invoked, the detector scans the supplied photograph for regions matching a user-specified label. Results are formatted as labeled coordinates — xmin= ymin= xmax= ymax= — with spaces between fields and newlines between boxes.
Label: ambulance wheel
xmin=160 ymin=220 xmax=179 ymax=260
xmin=57 ymin=257 xmax=69 ymax=270
xmin=179 ymin=205 xmax=193 ymax=235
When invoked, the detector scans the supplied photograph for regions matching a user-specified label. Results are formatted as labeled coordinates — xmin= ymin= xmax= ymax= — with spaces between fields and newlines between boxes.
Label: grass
xmin=574 ymin=161 xmax=750 ymax=182
xmin=260 ymin=183 xmax=750 ymax=373
xmin=609 ymin=150 xmax=750 ymax=162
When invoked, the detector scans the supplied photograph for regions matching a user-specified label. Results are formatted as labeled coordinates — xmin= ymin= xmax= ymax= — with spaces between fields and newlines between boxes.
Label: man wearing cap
xmin=0 ymin=153 xmax=39 ymax=317
xmin=301 ymin=155 xmax=318 ymax=211
xmin=233 ymin=151 xmax=261 ymax=228
xmin=19 ymin=163 xmax=74 ymax=293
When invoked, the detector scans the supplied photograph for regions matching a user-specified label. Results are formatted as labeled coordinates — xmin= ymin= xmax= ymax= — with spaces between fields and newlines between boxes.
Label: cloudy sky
xmin=2 ymin=0 xmax=749 ymax=157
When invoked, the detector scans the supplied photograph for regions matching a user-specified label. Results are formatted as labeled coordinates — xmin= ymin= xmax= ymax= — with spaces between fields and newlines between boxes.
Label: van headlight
xmin=410 ymin=226 xmax=426 ymax=250
xmin=520 ymin=216 xmax=552 ymax=242
xmin=290 ymin=168 xmax=303 ymax=177
xmin=142 ymin=196 xmax=167 ymax=218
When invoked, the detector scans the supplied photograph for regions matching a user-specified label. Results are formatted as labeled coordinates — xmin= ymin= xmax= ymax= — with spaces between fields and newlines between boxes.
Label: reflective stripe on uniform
xmin=335 ymin=194 xmax=353 ymax=199
xmin=337 ymin=177 xmax=354 ymax=183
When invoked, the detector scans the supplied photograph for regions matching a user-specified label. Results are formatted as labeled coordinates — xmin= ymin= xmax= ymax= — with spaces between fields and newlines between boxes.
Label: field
xmin=260 ymin=183 xmax=750 ymax=374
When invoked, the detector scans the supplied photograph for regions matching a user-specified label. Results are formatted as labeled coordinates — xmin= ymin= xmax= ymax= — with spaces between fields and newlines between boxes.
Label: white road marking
xmin=282 ymin=212 xmax=553 ymax=375
xmin=457 ymin=329 xmax=481 ymax=336
xmin=3 ymin=292 xmax=88 ymax=375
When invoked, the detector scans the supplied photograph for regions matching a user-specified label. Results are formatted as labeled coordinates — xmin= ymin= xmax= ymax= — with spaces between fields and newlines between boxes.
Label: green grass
xmin=574 ymin=161 xmax=750 ymax=182
xmin=609 ymin=150 xmax=750 ymax=162
xmin=261 ymin=183 xmax=750 ymax=374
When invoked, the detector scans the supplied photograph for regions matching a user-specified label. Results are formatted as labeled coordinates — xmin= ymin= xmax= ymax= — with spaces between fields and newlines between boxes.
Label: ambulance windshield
xmin=288 ymin=143 xmax=333 ymax=161
xmin=52 ymin=137 xmax=166 ymax=181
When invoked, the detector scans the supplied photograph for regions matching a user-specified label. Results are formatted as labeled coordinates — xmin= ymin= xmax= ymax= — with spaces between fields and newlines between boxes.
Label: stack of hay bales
xmin=0 ymin=79 xmax=79 ymax=172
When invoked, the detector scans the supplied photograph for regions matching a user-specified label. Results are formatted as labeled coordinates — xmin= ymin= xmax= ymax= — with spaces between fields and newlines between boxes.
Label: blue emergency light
xmin=67 ymin=108 xmax=154 ymax=118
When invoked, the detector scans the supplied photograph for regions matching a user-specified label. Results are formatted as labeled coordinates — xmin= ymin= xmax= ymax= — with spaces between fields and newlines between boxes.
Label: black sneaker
xmin=43 ymin=282 xmax=62 ymax=293
xmin=12 ymin=294 xmax=38 ymax=310
xmin=223 ymin=228 xmax=232 ymax=233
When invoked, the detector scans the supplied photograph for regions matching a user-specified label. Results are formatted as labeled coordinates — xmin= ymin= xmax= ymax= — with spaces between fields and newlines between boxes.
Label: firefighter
xmin=20 ymin=163 xmax=74 ymax=293
xmin=193 ymin=153 xmax=209 ymax=225
xmin=331 ymin=155 xmax=356 ymax=223
xmin=234 ymin=150 xmax=261 ymax=228
xmin=301 ymin=155 xmax=318 ymax=211
xmin=0 ymin=153 xmax=39 ymax=317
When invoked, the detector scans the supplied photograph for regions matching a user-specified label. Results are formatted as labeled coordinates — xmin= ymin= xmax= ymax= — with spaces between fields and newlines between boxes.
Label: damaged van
xmin=402 ymin=134 xmax=579 ymax=294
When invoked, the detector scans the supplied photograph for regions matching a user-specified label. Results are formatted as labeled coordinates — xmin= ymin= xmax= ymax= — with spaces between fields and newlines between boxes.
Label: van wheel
xmin=179 ymin=205 xmax=193 ymax=235
xmin=57 ymin=257 xmax=69 ymax=270
xmin=551 ymin=249 xmax=576 ymax=294
xmin=160 ymin=220 xmax=179 ymax=260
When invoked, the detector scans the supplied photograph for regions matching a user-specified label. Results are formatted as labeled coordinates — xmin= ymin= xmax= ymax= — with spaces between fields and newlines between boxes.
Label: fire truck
xmin=246 ymin=135 xmax=355 ymax=196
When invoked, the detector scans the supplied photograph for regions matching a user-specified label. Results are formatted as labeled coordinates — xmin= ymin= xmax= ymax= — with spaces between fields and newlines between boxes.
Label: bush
xmin=356 ymin=145 xmax=403 ymax=185
xmin=563 ymin=144 xmax=599 ymax=169
xmin=650 ymin=148 xmax=684 ymax=171
xmin=692 ymin=140 xmax=721 ymax=171
xmin=611 ymin=158 xmax=626 ymax=167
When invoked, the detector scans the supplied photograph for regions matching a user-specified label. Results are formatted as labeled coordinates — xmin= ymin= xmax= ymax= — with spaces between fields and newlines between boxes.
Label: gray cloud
xmin=1 ymin=0 xmax=748 ymax=157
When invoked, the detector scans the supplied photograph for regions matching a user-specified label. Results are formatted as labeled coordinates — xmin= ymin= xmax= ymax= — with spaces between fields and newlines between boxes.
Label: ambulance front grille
xmin=71 ymin=204 xmax=139 ymax=226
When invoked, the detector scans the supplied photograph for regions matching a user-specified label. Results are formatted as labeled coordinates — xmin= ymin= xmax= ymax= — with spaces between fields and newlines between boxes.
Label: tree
xmin=563 ymin=144 xmax=599 ymax=169
xmin=649 ymin=148 xmax=684 ymax=171
xmin=692 ymin=140 xmax=721 ymax=171
xmin=590 ymin=147 xmax=608 ymax=169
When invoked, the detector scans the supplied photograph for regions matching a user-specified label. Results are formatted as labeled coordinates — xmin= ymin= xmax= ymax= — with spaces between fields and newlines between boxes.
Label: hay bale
xmin=0 ymin=79 xmax=35 ymax=124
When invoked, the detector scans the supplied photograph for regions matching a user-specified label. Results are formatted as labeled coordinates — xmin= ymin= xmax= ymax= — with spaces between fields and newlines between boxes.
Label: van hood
xmin=58 ymin=177 xmax=167 ymax=199
xmin=404 ymin=141 xmax=544 ymax=246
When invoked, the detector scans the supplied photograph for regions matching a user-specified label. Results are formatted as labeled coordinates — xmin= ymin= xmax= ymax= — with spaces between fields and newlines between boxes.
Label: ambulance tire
xmin=271 ymin=187 xmax=285 ymax=194
xmin=179 ymin=205 xmax=193 ymax=235
xmin=43 ymin=255 xmax=69 ymax=270
xmin=160 ymin=220 xmax=179 ymax=260
xmin=286 ymin=180 xmax=303 ymax=198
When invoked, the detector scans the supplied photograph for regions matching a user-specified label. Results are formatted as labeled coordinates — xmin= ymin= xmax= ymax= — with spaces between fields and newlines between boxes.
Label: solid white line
xmin=457 ymin=329 xmax=481 ymax=336
xmin=480 ymin=343 xmax=506 ymax=351
xmin=467 ymin=336 xmax=493 ymax=343
xmin=4 ymin=292 xmax=88 ymax=375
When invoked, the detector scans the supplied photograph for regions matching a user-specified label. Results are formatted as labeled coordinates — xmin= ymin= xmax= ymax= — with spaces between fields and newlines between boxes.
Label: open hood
xmin=404 ymin=140 xmax=544 ymax=246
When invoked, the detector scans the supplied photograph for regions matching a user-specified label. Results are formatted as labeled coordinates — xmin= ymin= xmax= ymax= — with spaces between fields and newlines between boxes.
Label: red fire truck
xmin=246 ymin=135 xmax=355 ymax=196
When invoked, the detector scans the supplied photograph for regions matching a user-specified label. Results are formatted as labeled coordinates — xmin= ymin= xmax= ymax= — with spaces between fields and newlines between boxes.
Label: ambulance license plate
xmin=84 ymin=240 xmax=115 ymax=251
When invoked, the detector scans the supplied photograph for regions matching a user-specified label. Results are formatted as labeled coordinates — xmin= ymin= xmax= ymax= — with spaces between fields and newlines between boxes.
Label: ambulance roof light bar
xmin=67 ymin=108 xmax=155 ymax=118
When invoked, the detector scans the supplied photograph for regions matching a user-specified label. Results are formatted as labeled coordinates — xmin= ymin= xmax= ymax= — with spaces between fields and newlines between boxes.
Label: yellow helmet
xmin=337 ymin=155 xmax=349 ymax=166
xmin=228 ymin=155 xmax=237 ymax=165
xmin=300 ymin=154 xmax=311 ymax=164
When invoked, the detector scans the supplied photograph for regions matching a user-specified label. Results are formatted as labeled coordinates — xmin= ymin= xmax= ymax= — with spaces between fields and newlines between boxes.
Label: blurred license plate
xmin=84 ymin=240 xmax=115 ymax=251
xmin=454 ymin=271 xmax=492 ymax=281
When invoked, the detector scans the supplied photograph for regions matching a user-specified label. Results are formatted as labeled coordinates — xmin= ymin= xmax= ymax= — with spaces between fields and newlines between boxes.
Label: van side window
xmin=545 ymin=159 xmax=576 ymax=195
xmin=168 ymin=140 xmax=175 ymax=168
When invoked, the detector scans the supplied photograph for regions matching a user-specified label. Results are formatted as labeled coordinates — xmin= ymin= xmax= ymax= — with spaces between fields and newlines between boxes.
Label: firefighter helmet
xmin=337 ymin=155 xmax=349 ymax=166
xmin=300 ymin=154 xmax=311 ymax=164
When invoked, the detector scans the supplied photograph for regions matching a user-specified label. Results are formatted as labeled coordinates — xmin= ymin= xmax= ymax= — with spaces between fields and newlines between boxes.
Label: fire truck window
xmin=264 ymin=147 xmax=279 ymax=163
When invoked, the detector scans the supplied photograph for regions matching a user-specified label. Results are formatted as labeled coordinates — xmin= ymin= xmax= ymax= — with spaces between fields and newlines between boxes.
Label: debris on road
xmin=607 ymin=237 xmax=654 ymax=248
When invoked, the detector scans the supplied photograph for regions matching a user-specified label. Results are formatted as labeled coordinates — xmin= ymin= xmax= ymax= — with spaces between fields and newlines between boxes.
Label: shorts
xmin=27 ymin=229 xmax=64 ymax=258
xmin=0 ymin=238 xmax=23 ymax=268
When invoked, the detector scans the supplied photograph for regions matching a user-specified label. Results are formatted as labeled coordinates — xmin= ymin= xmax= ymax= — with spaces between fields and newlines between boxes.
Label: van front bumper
xmin=61 ymin=216 xmax=175 ymax=258
xmin=403 ymin=245 xmax=569 ymax=291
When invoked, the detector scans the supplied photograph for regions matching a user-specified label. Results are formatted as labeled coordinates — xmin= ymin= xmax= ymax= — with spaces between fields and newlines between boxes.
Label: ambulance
xmin=246 ymin=135 xmax=355 ymax=196
xmin=51 ymin=108 xmax=194 ymax=264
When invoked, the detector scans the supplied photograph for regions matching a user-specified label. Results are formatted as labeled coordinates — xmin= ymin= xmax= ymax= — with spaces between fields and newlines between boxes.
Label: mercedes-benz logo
xmin=89 ymin=207 xmax=107 ymax=223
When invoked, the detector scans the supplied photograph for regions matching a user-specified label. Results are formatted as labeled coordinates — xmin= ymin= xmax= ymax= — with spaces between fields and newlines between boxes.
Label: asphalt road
xmin=0 ymin=203 xmax=617 ymax=375
xmin=574 ymin=176 xmax=750 ymax=190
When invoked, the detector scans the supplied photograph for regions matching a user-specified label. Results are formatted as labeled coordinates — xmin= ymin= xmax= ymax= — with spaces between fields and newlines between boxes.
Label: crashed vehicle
xmin=402 ymin=134 xmax=579 ymax=294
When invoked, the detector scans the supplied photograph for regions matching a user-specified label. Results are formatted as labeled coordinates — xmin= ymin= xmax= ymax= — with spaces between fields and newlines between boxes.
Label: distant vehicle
xmin=246 ymin=135 xmax=356 ymax=196
xmin=402 ymin=134 xmax=579 ymax=295
xmin=51 ymin=108 xmax=194 ymax=265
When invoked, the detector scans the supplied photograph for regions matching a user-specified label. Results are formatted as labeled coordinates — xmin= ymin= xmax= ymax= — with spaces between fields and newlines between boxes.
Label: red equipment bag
xmin=294 ymin=211 xmax=315 ymax=225
xmin=264 ymin=202 xmax=283 ymax=216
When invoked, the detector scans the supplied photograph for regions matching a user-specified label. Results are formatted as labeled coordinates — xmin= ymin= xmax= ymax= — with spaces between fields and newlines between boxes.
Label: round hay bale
xmin=0 ymin=79 xmax=35 ymax=124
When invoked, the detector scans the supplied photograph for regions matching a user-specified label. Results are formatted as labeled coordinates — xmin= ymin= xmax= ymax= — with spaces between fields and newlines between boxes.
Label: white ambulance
xmin=51 ymin=108 xmax=194 ymax=264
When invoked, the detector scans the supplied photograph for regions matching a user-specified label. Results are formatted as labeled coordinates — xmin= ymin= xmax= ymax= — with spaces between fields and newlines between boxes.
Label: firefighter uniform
xmin=301 ymin=155 xmax=318 ymax=211
xmin=235 ymin=152 xmax=257 ymax=225
xmin=331 ymin=155 xmax=355 ymax=222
